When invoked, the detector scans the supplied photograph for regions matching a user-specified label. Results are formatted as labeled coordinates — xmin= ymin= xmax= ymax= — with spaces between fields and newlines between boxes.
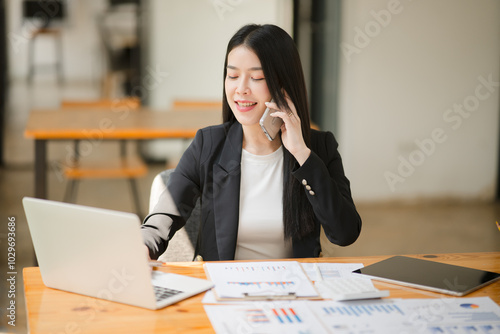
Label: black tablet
xmin=352 ymin=256 xmax=500 ymax=296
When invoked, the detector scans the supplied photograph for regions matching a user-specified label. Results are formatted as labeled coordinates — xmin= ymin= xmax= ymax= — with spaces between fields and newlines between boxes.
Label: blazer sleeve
xmin=292 ymin=131 xmax=361 ymax=246
xmin=141 ymin=129 xmax=204 ymax=259
xmin=141 ymin=190 xmax=180 ymax=259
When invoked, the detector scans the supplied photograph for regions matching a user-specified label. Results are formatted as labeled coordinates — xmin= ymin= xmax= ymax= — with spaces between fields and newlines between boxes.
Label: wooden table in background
xmin=23 ymin=252 xmax=500 ymax=333
xmin=24 ymin=108 xmax=221 ymax=199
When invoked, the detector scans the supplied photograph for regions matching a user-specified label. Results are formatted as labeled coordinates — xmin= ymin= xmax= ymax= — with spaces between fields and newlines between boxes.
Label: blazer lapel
xmin=213 ymin=122 xmax=243 ymax=260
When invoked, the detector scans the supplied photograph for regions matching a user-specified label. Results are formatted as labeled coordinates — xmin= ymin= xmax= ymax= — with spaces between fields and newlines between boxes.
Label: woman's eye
xmin=227 ymin=75 xmax=238 ymax=80
xmin=252 ymin=77 xmax=265 ymax=81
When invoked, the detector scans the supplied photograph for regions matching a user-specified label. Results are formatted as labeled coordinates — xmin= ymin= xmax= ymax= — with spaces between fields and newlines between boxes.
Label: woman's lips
xmin=235 ymin=100 xmax=257 ymax=112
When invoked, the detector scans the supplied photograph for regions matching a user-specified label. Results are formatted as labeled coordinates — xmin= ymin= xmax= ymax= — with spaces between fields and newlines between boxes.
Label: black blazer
xmin=142 ymin=121 xmax=361 ymax=261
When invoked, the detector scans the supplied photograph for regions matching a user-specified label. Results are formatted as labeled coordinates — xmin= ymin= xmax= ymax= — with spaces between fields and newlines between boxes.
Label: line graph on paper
xmin=227 ymin=281 xmax=295 ymax=289
xmin=204 ymin=261 xmax=319 ymax=299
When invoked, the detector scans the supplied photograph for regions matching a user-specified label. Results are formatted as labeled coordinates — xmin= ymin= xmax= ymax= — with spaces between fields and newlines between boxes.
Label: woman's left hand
xmin=267 ymin=97 xmax=311 ymax=166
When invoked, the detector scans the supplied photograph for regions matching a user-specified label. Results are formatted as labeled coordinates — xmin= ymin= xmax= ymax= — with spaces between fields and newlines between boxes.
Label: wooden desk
xmin=23 ymin=253 xmax=500 ymax=333
xmin=24 ymin=108 xmax=221 ymax=199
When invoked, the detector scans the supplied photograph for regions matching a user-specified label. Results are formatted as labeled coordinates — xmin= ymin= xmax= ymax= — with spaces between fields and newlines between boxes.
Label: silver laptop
xmin=22 ymin=197 xmax=214 ymax=310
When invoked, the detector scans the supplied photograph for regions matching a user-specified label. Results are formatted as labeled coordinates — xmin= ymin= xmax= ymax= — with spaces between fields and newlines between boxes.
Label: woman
xmin=142 ymin=24 xmax=361 ymax=261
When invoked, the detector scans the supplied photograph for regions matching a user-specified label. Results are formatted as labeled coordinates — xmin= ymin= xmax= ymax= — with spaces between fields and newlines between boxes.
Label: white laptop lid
xmin=22 ymin=197 xmax=213 ymax=310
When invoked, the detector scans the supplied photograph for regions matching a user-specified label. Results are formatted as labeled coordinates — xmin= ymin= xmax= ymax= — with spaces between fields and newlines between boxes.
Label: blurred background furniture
xmin=168 ymin=100 xmax=222 ymax=167
xmin=97 ymin=1 xmax=141 ymax=98
xmin=23 ymin=0 xmax=66 ymax=84
xmin=27 ymin=28 xmax=63 ymax=84
xmin=0 ymin=0 xmax=6 ymax=166
xmin=60 ymin=97 xmax=147 ymax=216
xmin=171 ymin=100 xmax=222 ymax=110
xmin=24 ymin=107 xmax=221 ymax=208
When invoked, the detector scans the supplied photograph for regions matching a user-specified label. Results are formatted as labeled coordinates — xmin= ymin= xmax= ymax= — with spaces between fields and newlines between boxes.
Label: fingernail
xmin=264 ymin=102 xmax=269 ymax=106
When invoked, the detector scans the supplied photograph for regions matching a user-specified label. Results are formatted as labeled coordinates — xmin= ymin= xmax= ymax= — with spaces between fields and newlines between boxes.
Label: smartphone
xmin=259 ymin=100 xmax=283 ymax=141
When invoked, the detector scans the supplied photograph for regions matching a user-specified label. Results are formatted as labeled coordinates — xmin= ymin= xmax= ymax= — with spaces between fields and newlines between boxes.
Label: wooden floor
xmin=1 ymin=80 xmax=499 ymax=333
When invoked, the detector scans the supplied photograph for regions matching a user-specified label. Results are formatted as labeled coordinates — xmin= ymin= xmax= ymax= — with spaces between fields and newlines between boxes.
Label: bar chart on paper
xmin=204 ymin=302 xmax=329 ymax=334
xmin=306 ymin=299 xmax=410 ymax=333
xmin=321 ymin=303 xmax=405 ymax=317
xmin=272 ymin=307 xmax=303 ymax=324
xmin=306 ymin=297 xmax=500 ymax=334
xmin=243 ymin=307 xmax=305 ymax=325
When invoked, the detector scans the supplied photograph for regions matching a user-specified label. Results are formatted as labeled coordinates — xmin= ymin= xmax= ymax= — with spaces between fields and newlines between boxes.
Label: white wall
xmin=338 ymin=0 xmax=500 ymax=202
xmin=146 ymin=0 xmax=293 ymax=109
xmin=143 ymin=0 xmax=293 ymax=160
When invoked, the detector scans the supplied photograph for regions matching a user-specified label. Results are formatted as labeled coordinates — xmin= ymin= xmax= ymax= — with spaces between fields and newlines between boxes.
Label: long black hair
xmin=222 ymin=24 xmax=315 ymax=240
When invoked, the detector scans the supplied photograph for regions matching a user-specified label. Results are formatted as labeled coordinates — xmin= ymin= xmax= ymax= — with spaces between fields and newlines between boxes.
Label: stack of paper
xmin=204 ymin=261 xmax=319 ymax=300
xmin=205 ymin=297 xmax=500 ymax=334
xmin=202 ymin=261 xmax=500 ymax=333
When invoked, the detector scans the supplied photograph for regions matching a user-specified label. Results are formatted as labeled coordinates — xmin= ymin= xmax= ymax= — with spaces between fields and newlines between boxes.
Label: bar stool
xmin=27 ymin=27 xmax=63 ymax=84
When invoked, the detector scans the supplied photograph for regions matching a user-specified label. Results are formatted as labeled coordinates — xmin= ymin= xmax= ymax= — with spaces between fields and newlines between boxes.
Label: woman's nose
xmin=236 ymin=79 xmax=250 ymax=95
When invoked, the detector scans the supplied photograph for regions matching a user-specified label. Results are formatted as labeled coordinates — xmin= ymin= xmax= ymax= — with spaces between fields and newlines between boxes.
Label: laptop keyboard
xmin=153 ymin=285 xmax=183 ymax=302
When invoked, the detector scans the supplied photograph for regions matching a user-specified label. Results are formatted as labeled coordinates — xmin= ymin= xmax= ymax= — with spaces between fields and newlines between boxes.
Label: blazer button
xmin=302 ymin=179 xmax=307 ymax=185
xmin=194 ymin=255 xmax=204 ymax=262
xmin=306 ymin=185 xmax=311 ymax=191
xmin=309 ymin=190 xmax=315 ymax=196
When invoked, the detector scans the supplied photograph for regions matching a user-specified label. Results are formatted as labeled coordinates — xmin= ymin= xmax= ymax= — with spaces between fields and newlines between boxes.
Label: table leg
xmin=34 ymin=139 xmax=47 ymax=199
xmin=33 ymin=139 xmax=47 ymax=265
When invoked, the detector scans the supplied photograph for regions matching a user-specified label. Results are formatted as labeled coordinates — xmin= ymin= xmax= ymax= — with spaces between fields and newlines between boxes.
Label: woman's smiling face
xmin=225 ymin=46 xmax=272 ymax=127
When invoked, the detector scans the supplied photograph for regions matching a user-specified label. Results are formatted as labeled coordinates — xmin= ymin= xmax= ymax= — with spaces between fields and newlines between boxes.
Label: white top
xmin=234 ymin=146 xmax=293 ymax=260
